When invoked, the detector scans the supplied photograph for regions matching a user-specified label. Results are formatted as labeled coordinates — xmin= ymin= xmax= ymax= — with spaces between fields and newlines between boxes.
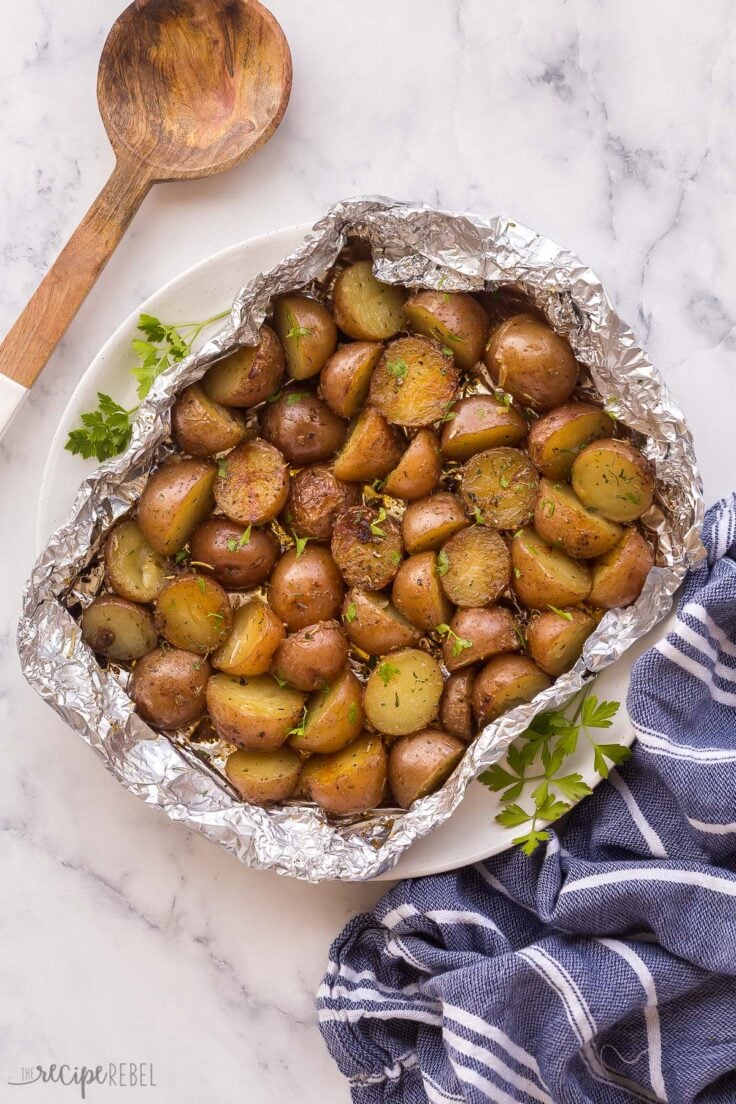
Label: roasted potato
xmin=440 ymin=395 xmax=528 ymax=460
xmin=318 ymin=341 xmax=383 ymax=417
xmin=440 ymin=605 xmax=520 ymax=672
xmin=138 ymin=458 xmax=216 ymax=555
xmin=364 ymin=648 xmax=444 ymax=736
xmin=404 ymin=290 xmax=490 ymax=371
xmin=155 ymin=574 xmax=232 ymax=653
xmin=341 ymin=588 xmax=421 ymax=655
xmin=260 ymin=389 xmax=347 ymax=466
xmin=130 ymin=647 xmax=210 ymax=729
xmin=460 ymin=447 xmax=539 ymax=530
xmin=383 ymin=429 xmax=442 ymax=500
xmin=368 ymin=337 xmax=459 ymax=427
xmin=472 ymin=655 xmax=551 ymax=726
xmin=392 ymin=552 xmax=453 ymax=632
xmin=483 ymin=314 xmax=578 ymax=411
xmin=81 ymin=595 xmax=158 ymax=661
xmin=589 ymin=528 xmax=654 ymax=609
xmin=331 ymin=260 xmax=406 ymax=341
xmin=189 ymin=519 xmax=279 ymax=590
xmin=534 ymin=478 xmax=622 ymax=559
xmin=440 ymin=670 xmax=476 ymax=742
xmin=331 ymin=505 xmax=403 ymax=590
xmin=214 ymin=438 xmax=289 ymax=525
xmin=203 ymin=325 xmax=284 ymax=407
xmin=300 ymin=732 xmax=387 ymax=816
xmin=104 ymin=519 xmax=168 ymax=604
xmin=171 ymin=384 xmax=249 ymax=457
xmin=272 ymin=619 xmax=348 ymax=691
xmin=333 ymin=407 xmax=404 ymax=482
xmin=511 ymin=529 xmax=592 ymax=609
xmin=225 ymin=747 xmax=301 ymax=805
xmin=439 ymin=525 xmax=511 ymax=607
xmin=284 ymin=464 xmax=360 ymax=540
xmin=527 ymin=402 xmax=614 ymax=479
xmin=401 ymin=491 xmax=469 ymax=554
xmin=289 ymin=668 xmax=364 ymax=753
xmin=571 ymin=439 xmax=655 ymax=522
xmin=527 ymin=608 xmax=596 ymax=676
xmin=388 ymin=729 xmax=465 ymax=808
xmin=211 ymin=599 xmax=285 ymax=676
xmin=273 ymin=295 xmax=337 ymax=379
xmin=206 ymin=674 xmax=306 ymax=750
xmin=268 ymin=545 xmax=344 ymax=631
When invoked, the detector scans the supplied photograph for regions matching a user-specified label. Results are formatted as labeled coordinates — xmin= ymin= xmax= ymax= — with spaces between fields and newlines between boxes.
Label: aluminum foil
xmin=18 ymin=197 xmax=704 ymax=882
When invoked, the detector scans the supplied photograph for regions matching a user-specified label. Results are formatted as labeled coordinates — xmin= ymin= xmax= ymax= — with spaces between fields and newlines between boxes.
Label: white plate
xmin=36 ymin=224 xmax=664 ymax=881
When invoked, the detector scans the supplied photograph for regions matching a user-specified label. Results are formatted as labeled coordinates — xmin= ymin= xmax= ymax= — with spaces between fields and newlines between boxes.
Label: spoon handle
xmin=0 ymin=156 xmax=151 ymax=436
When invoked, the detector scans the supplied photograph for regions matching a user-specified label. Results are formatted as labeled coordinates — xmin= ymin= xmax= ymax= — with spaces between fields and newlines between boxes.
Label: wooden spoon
xmin=0 ymin=0 xmax=291 ymax=436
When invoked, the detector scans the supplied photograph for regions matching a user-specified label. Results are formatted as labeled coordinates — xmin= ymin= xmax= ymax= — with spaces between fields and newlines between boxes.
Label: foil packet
xmin=18 ymin=197 xmax=704 ymax=882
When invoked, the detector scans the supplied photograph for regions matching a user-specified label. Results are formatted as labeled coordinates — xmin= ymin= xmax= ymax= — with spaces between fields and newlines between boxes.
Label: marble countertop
xmin=2 ymin=1 xmax=734 ymax=1100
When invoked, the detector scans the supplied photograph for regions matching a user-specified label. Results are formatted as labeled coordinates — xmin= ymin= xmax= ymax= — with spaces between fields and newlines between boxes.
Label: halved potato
xmin=331 ymin=261 xmax=406 ymax=340
xmin=214 ymin=438 xmax=289 ymax=525
xmin=440 ymin=670 xmax=476 ymax=742
xmin=404 ymin=290 xmax=490 ymax=371
xmin=511 ymin=529 xmax=592 ymax=609
xmin=341 ymin=589 xmax=421 ymax=655
xmin=272 ymin=619 xmax=349 ymax=691
xmin=589 ymin=528 xmax=654 ymax=609
xmin=206 ymin=674 xmax=306 ymax=750
xmin=268 ymin=545 xmax=344 ymax=631
xmin=392 ymin=552 xmax=453 ymax=631
xmin=401 ymin=492 xmax=469 ymax=554
xmin=364 ymin=648 xmax=444 ymax=736
xmin=104 ymin=519 xmax=168 ymax=604
xmin=441 ymin=605 xmax=520 ymax=672
xmin=440 ymin=395 xmax=528 ymax=460
xmin=534 ymin=478 xmax=622 ymax=559
xmin=137 ymin=458 xmax=216 ymax=555
xmin=260 ymin=389 xmax=347 ymax=466
xmin=289 ymin=668 xmax=364 ymax=753
xmin=369 ymin=336 xmax=459 ymax=427
xmin=130 ymin=647 xmax=210 ymax=729
xmin=203 ymin=325 xmax=284 ymax=407
xmin=284 ymin=464 xmax=360 ymax=540
xmin=460 ymin=447 xmax=539 ymax=529
xmin=225 ymin=747 xmax=301 ymax=805
xmin=273 ymin=295 xmax=337 ymax=379
xmin=171 ymin=384 xmax=249 ymax=457
xmin=527 ymin=402 xmax=614 ymax=479
xmin=318 ymin=341 xmax=383 ymax=417
xmin=383 ymin=429 xmax=442 ymax=500
xmin=155 ymin=574 xmax=232 ymax=653
xmin=81 ymin=595 xmax=158 ymax=661
xmin=211 ymin=599 xmax=285 ymax=676
xmin=189 ymin=519 xmax=279 ymax=590
xmin=571 ymin=439 xmax=655 ymax=522
xmin=300 ymin=732 xmax=388 ymax=816
xmin=483 ymin=314 xmax=578 ymax=411
xmin=388 ymin=729 xmax=466 ymax=808
xmin=527 ymin=608 xmax=596 ymax=676
xmin=333 ymin=407 xmax=404 ymax=482
xmin=472 ymin=655 xmax=551 ymax=726
xmin=331 ymin=505 xmax=403 ymax=590
xmin=439 ymin=525 xmax=511 ymax=607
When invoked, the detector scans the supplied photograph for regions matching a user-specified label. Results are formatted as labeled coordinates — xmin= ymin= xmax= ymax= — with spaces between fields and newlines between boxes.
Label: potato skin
xmin=171 ymin=384 xmax=249 ymax=457
xmin=214 ymin=438 xmax=289 ymax=525
xmin=440 ymin=395 xmax=527 ymax=460
xmin=189 ymin=519 xmax=279 ymax=591
xmin=441 ymin=605 xmax=520 ymax=672
xmin=104 ymin=519 xmax=167 ymax=604
xmin=364 ymin=648 xmax=444 ymax=737
xmin=439 ymin=525 xmax=511 ymax=608
xmin=369 ymin=336 xmax=459 ymax=427
xmin=318 ymin=341 xmax=383 ymax=417
xmin=285 ymin=465 xmax=360 ymax=539
xmin=440 ymin=670 xmax=476 ymax=742
xmin=472 ymin=655 xmax=551 ymax=726
xmin=571 ymin=438 xmax=655 ymax=523
xmin=383 ymin=429 xmax=442 ymax=501
xmin=331 ymin=261 xmax=406 ymax=341
xmin=81 ymin=595 xmax=158 ymax=661
xmin=589 ymin=528 xmax=654 ymax=609
xmin=289 ymin=668 xmax=364 ymax=753
xmin=301 ymin=732 xmax=388 ymax=816
xmin=273 ymin=296 xmax=337 ymax=380
xmin=211 ymin=599 xmax=285 ymax=676
xmin=155 ymin=574 xmax=232 ymax=653
xmin=527 ymin=608 xmax=596 ymax=677
xmin=460 ymin=447 xmax=539 ymax=530
xmin=401 ymin=491 xmax=469 ymax=554
xmin=271 ymin=619 xmax=349 ymax=691
xmin=341 ymin=589 xmax=421 ymax=655
xmin=483 ymin=314 xmax=578 ymax=411
xmin=225 ymin=747 xmax=301 ymax=805
xmin=260 ymin=390 xmax=347 ymax=466
xmin=203 ymin=325 xmax=284 ymax=407
xmin=206 ymin=674 xmax=306 ymax=750
xmin=333 ymin=407 xmax=404 ymax=482
xmin=534 ymin=478 xmax=622 ymax=559
xmin=130 ymin=647 xmax=210 ymax=729
xmin=527 ymin=402 xmax=614 ymax=479
xmin=138 ymin=458 xmax=216 ymax=555
xmin=511 ymin=529 xmax=592 ymax=609
xmin=392 ymin=552 xmax=453 ymax=632
xmin=404 ymin=290 xmax=490 ymax=371
xmin=331 ymin=506 xmax=403 ymax=590
xmin=268 ymin=545 xmax=344 ymax=631
xmin=388 ymin=729 xmax=466 ymax=808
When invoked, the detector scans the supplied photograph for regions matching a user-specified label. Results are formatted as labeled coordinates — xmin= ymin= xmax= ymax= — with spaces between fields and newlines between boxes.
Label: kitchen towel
xmin=317 ymin=495 xmax=736 ymax=1104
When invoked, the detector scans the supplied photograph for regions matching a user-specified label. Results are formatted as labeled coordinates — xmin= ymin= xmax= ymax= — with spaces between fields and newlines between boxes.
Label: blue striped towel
xmin=317 ymin=496 xmax=736 ymax=1104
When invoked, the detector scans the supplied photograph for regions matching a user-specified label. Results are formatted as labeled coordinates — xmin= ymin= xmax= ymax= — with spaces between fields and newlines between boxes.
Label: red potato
xmin=300 ymin=732 xmax=388 ymax=816
xmin=289 ymin=668 xmax=364 ymax=754
xmin=225 ymin=747 xmax=301 ymax=805
xmin=571 ymin=438 xmax=656 ymax=523
xmin=271 ymin=620 xmax=349 ymax=691
xmin=368 ymin=336 xmax=459 ymax=427
xmin=383 ymin=429 xmax=442 ymax=500
xmin=440 ymin=395 xmax=528 ymax=460
xmin=483 ymin=314 xmax=578 ymax=411
xmin=341 ymin=589 xmax=422 ymax=655
xmin=511 ymin=529 xmax=592 ymax=610
xmin=260 ymin=389 xmax=347 ymax=466
xmin=439 ymin=525 xmax=511 ymax=607
xmin=589 ymin=528 xmax=654 ymax=609
xmin=155 ymin=574 xmax=232 ymax=654
xmin=331 ymin=260 xmax=406 ymax=341
xmin=189 ymin=519 xmax=279 ymax=591
xmin=331 ymin=506 xmax=403 ymax=590
xmin=440 ymin=670 xmax=476 ymax=742
xmin=268 ymin=545 xmax=344 ymax=631
xmin=401 ymin=492 xmax=469 ymax=554
xmin=440 ymin=605 xmax=521 ymax=672
xmin=534 ymin=478 xmax=623 ymax=559
xmin=211 ymin=599 xmax=285 ymax=677
xmin=214 ymin=438 xmax=289 ymax=525
xmin=527 ymin=402 xmax=614 ymax=479
xmin=333 ymin=407 xmax=404 ymax=483
xmin=206 ymin=674 xmax=306 ymax=750
xmin=273 ymin=296 xmax=337 ymax=380
xmin=130 ymin=648 xmax=211 ymax=729
xmin=472 ymin=655 xmax=551 ymax=726
xmin=81 ymin=596 xmax=158 ymax=662
xmin=203 ymin=325 xmax=284 ymax=407
xmin=527 ymin=608 xmax=596 ymax=676
xmin=284 ymin=465 xmax=360 ymax=540
xmin=404 ymin=290 xmax=490 ymax=371
xmin=171 ymin=384 xmax=249 ymax=457
xmin=318 ymin=341 xmax=383 ymax=417
xmin=460 ymin=447 xmax=539 ymax=530
xmin=388 ymin=729 xmax=466 ymax=808
xmin=137 ymin=458 xmax=216 ymax=555
xmin=392 ymin=552 xmax=453 ymax=632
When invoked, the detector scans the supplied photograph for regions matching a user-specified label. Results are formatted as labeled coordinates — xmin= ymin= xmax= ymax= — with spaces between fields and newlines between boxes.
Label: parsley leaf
xmin=386 ymin=359 xmax=409 ymax=380
xmin=344 ymin=602 xmax=357 ymax=623
xmin=548 ymin=605 xmax=574 ymax=621
xmin=377 ymin=662 xmax=400 ymax=686
xmin=437 ymin=549 xmax=450 ymax=577
xmin=65 ymin=393 xmax=133 ymax=461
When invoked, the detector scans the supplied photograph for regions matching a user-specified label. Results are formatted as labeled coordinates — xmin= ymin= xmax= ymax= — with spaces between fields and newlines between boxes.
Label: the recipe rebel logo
xmin=8 ymin=1063 xmax=156 ymax=1098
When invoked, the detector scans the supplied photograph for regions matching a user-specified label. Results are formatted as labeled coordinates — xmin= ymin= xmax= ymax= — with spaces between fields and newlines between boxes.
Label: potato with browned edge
xmin=527 ymin=608 xmax=596 ymax=677
xmin=331 ymin=260 xmax=406 ymax=341
xmin=225 ymin=747 xmax=301 ymax=805
xmin=589 ymin=528 xmax=654 ymax=609
xmin=405 ymin=290 xmax=490 ymax=371
xmin=189 ymin=519 xmax=279 ymax=590
xmin=171 ymin=384 xmax=249 ymax=457
xmin=272 ymin=619 xmax=349 ymax=691
xmin=81 ymin=596 xmax=158 ymax=661
xmin=155 ymin=574 xmax=232 ymax=653
xmin=439 ymin=525 xmax=511 ymax=607
xmin=131 ymin=647 xmax=210 ymax=729
xmin=441 ymin=605 xmax=521 ymax=672
xmin=203 ymin=325 xmax=284 ymax=407
xmin=214 ymin=438 xmax=289 ymax=525
xmin=527 ymin=402 xmax=614 ymax=479
xmin=331 ymin=505 xmax=403 ymax=590
xmin=572 ymin=439 xmax=655 ymax=523
xmin=392 ymin=552 xmax=453 ymax=632
xmin=138 ymin=458 xmax=216 ymax=555
xmin=273 ymin=295 xmax=337 ymax=379
xmin=333 ymin=407 xmax=404 ymax=482
xmin=511 ymin=529 xmax=592 ymax=609
xmin=207 ymin=674 xmax=306 ymax=750
xmin=211 ymin=599 xmax=285 ymax=676
xmin=285 ymin=465 xmax=360 ymax=539
xmin=289 ymin=668 xmax=364 ymax=753
xmin=369 ymin=336 xmax=459 ymax=427
xmin=388 ymin=729 xmax=466 ymax=808
xmin=401 ymin=491 xmax=468 ymax=554
xmin=105 ymin=519 xmax=168 ymax=604
xmin=269 ymin=545 xmax=344 ymax=631
xmin=440 ymin=395 xmax=527 ymax=460
xmin=461 ymin=447 xmax=539 ymax=530
xmin=301 ymin=732 xmax=388 ymax=816
xmin=260 ymin=390 xmax=347 ymax=466
xmin=341 ymin=589 xmax=421 ymax=655
xmin=534 ymin=479 xmax=622 ymax=559
xmin=384 ymin=429 xmax=442 ymax=501
xmin=440 ymin=670 xmax=476 ymax=742
xmin=318 ymin=341 xmax=383 ymax=417
xmin=483 ymin=314 xmax=578 ymax=411
xmin=364 ymin=648 xmax=444 ymax=736
xmin=472 ymin=655 xmax=551 ymax=726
